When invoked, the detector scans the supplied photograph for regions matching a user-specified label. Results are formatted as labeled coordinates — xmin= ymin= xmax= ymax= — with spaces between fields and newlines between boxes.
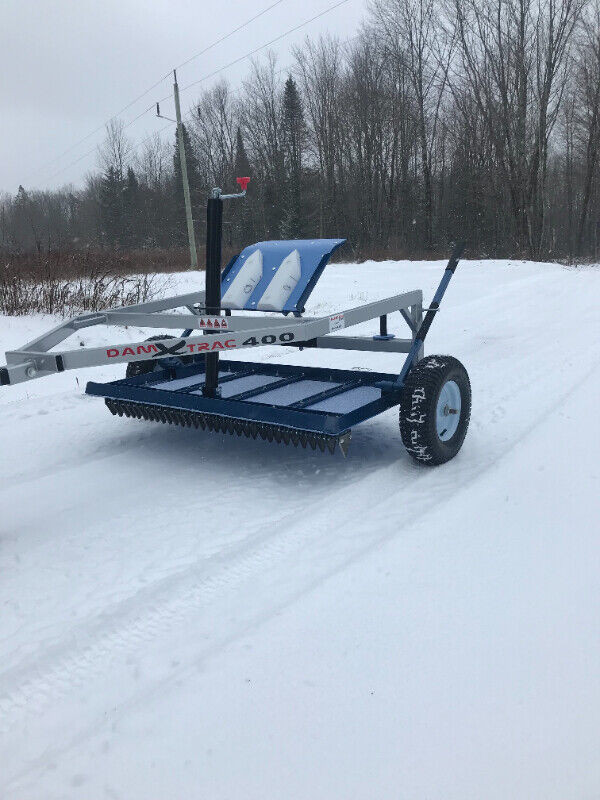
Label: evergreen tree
xmin=99 ymin=166 xmax=124 ymax=246
xmin=280 ymin=76 xmax=306 ymax=239
xmin=122 ymin=167 xmax=142 ymax=247
xmin=13 ymin=185 xmax=40 ymax=252
xmin=234 ymin=127 xmax=251 ymax=177
xmin=233 ymin=127 xmax=253 ymax=244
xmin=15 ymin=185 xmax=29 ymax=208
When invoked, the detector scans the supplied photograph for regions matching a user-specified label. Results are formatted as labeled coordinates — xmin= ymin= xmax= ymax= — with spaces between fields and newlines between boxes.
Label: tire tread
xmin=399 ymin=355 xmax=471 ymax=465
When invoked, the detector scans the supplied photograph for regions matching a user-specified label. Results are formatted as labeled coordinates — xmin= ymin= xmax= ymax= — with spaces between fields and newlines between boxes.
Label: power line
xmin=162 ymin=0 xmax=353 ymax=101
xmin=27 ymin=77 xmax=172 ymax=184
xmin=27 ymin=0 xmax=289 ymax=184
xmin=176 ymin=0 xmax=287 ymax=73
xmin=44 ymin=0 xmax=355 ymax=185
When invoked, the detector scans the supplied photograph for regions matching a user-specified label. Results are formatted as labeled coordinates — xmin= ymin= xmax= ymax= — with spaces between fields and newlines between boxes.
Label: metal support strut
xmin=202 ymin=181 xmax=249 ymax=397
xmin=394 ymin=241 xmax=466 ymax=389
xmin=203 ymin=192 xmax=223 ymax=397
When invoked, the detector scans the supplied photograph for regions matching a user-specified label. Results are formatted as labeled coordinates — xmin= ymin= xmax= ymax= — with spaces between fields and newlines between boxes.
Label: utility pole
xmin=173 ymin=69 xmax=198 ymax=269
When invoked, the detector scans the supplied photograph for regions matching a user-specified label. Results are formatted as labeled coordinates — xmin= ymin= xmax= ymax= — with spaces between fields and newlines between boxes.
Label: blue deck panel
xmin=220 ymin=239 xmax=346 ymax=314
xmin=86 ymin=359 xmax=402 ymax=436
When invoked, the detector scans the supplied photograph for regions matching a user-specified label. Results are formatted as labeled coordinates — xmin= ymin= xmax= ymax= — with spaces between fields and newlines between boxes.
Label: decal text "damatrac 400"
xmin=106 ymin=331 xmax=295 ymax=359
xmin=106 ymin=340 xmax=236 ymax=358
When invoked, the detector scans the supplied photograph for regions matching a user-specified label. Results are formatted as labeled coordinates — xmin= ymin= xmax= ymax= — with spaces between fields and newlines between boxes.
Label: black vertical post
xmin=203 ymin=194 xmax=223 ymax=397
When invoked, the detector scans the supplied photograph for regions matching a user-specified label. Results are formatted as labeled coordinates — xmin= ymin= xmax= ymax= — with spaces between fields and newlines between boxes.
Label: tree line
xmin=3 ymin=0 xmax=600 ymax=263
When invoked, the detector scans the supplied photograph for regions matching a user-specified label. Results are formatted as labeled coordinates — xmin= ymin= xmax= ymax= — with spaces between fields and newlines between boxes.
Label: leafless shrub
xmin=1 ymin=247 xmax=239 ymax=280
xmin=0 ymin=263 xmax=162 ymax=317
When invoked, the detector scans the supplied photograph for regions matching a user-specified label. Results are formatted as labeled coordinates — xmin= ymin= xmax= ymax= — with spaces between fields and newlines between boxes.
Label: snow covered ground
xmin=1 ymin=258 xmax=599 ymax=799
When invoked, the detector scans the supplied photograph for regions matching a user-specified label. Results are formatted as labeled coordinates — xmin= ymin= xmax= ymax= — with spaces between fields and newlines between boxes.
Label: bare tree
xmin=573 ymin=1 xmax=600 ymax=254
xmin=370 ymin=0 xmax=453 ymax=248
xmin=97 ymin=119 xmax=130 ymax=180
xmin=134 ymin=133 xmax=171 ymax=191
xmin=343 ymin=35 xmax=408 ymax=246
xmin=452 ymin=0 xmax=585 ymax=256
xmin=193 ymin=80 xmax=239 ymax=188
xmin=242 ymin=53 xmax=285 ymax=236
xmin=294 ymin=36 xmax=345 ymax=236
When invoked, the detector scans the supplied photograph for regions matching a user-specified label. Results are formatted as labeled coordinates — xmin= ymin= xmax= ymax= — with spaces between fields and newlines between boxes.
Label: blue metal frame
xmin=394 ymin=242 xmax=465 ymax=388
xmin=86 ymin=359 xmax=402 ymax=436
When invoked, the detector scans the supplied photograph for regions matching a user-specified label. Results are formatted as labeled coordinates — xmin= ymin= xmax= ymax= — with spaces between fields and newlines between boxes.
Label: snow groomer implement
xmin=0 ymin=178 xmax=471 ymax=464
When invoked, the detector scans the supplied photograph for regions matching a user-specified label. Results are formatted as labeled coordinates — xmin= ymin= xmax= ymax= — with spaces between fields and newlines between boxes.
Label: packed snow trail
xmin=0 ymin=259 xmax=599 ymax=798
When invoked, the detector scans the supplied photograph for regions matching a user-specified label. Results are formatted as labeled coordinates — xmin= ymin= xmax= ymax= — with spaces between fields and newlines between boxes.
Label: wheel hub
xmin=436 ymin=380 xmax=461 ymax=441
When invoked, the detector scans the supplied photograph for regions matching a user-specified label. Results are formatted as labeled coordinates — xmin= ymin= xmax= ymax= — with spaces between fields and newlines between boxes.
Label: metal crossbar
xmin=288 ymin=379 xmax=365 ymax=409
xmin=227 ymin=375 xmax=305 ymax=401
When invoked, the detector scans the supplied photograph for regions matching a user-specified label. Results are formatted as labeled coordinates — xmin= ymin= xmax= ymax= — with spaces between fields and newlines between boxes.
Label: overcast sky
xmin=0 ymin=0 xmax=364 ymax=194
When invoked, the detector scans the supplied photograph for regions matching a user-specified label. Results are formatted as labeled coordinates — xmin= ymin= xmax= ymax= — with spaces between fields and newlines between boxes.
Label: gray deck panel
xmin=308 ymin=385 xmax=382 ymax=414
xmin=250 ymin=379 xmax=337 ymax=407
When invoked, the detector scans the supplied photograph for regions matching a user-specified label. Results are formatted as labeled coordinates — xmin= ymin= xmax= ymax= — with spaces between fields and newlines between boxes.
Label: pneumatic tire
xmin=399 ymin=355 xmax=471 ymax=465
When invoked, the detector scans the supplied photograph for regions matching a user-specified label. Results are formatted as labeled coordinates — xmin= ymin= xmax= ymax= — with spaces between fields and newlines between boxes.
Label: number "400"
xmin=242 ymin=332 xmax=295 ymax=346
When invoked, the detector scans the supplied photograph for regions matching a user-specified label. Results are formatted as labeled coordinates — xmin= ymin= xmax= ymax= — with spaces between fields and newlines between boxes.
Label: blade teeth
xmin=104 ymin=401 xmax=349 ymax=454
xmin=339 ymin=431 xmax=352 ymax=457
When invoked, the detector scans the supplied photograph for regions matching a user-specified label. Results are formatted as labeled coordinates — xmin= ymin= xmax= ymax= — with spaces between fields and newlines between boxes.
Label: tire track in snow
xmin=3 ymin=362 xmax=598 ymax=795
xmin=0 ymin=354 xmax=597 ymax=747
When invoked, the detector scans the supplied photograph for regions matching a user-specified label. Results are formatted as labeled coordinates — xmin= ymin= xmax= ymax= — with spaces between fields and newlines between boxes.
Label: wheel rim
xmin=436 ymin=380 xmax=461 ymax=441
